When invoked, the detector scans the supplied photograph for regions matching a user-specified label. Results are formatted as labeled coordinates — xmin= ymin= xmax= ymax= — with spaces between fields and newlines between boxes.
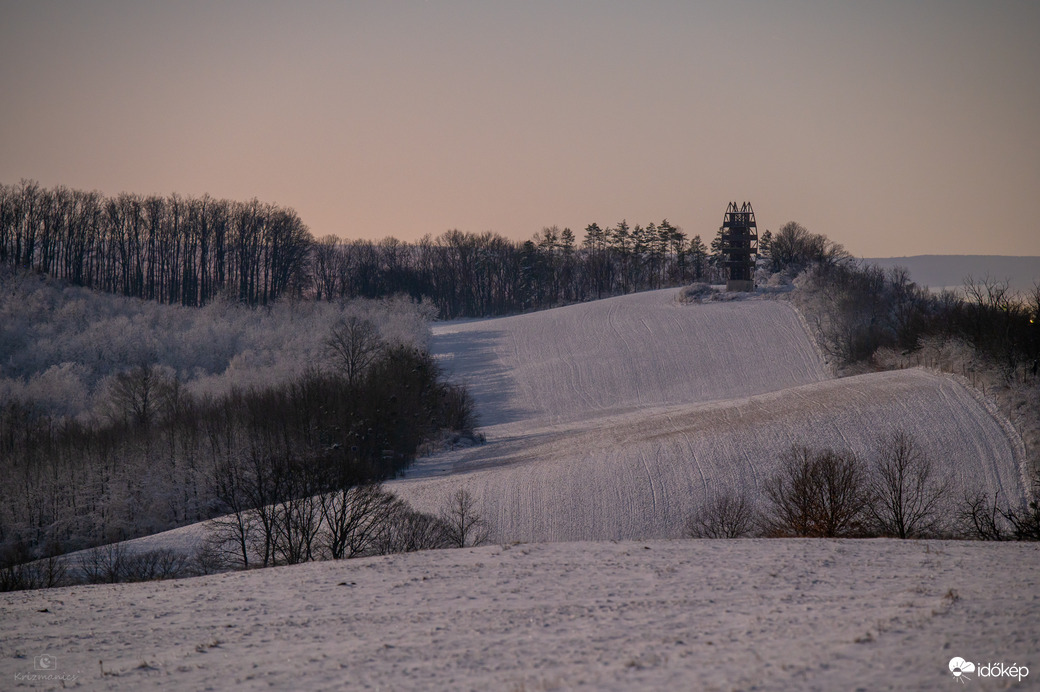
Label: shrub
xmin=763 ymin=445 xmax=872 ymax=537
xmin=684 ymin=489 xmax=757 ymax=538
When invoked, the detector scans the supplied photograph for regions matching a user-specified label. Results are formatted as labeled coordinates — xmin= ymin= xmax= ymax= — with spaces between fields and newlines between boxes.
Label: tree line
xmin=2 ymin=180 xmax=746 ymax=316
xmin=313 ymin=222 xmax=721 ymax=318
xmin=0 ymin=180 xmax=310 ymax=307
xmin=686 ymin=431 xmax=1040 ymax=541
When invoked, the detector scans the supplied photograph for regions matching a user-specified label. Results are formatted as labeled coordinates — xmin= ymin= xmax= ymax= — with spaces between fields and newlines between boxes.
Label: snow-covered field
xmin=393 ymin=289 xmax=1027 ymax=542
xmin=396 ymin=369 xmax=1025 ymax=543
xmin=428 ymin=291 xmax=828 ymax=431
xmin=3 ymin=539 xmax=1037 ymax=690
xmin=5 ymin=287 xmax=1036 ymax=690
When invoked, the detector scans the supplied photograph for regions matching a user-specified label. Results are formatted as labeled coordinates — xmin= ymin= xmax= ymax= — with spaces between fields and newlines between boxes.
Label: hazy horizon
xmin=2 ymin=1 xmax=1038 ymax=257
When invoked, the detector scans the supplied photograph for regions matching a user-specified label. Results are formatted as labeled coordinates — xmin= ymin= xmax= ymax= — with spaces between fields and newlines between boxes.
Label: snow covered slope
xmin=396 ymin=369 xmax=1025 ymax=542
xmin=82 ymin=288 xmax=1028 ymax=550
xmin=3 ymin=539 xmax=1036 ymax=690
xmin=391 ymin=289 xmax=1027 ymax=542
xmin=429 ymin=289 xmax=828 ymax=430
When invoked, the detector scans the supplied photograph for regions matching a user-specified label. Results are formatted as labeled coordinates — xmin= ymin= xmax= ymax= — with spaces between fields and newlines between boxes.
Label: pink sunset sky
xmin=2 ymin=1 xmax=1038 ymax=256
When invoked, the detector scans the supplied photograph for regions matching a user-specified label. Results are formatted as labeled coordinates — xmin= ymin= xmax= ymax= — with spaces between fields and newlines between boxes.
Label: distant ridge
xmin=860 ymin=255 xmax=1040 ymax=293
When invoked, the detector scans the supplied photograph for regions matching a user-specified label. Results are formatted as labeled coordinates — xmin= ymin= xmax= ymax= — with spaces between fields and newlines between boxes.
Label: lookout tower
xmin=720 ymin=201 xmax=758 ymax=291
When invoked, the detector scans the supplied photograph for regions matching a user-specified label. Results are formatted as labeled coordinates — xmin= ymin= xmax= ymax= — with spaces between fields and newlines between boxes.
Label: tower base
xmin=726 ymin=279 xmax=755 ymax=292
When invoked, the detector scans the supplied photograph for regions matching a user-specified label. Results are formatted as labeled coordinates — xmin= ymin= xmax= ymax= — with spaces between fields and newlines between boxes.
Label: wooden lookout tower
xmin=720 ymin=201 xmax=758 ymax=291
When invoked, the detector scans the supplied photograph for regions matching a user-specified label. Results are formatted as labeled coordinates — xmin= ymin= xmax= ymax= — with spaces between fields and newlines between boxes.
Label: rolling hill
xmin=391 ymin=289 xmax=1027 ymax=542
xmin=4 ymin=286 xmax=1036 ymax=691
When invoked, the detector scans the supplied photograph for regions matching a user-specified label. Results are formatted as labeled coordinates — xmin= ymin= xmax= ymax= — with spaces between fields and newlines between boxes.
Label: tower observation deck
xmin=720 ymin=201 xmax=758 ymax=292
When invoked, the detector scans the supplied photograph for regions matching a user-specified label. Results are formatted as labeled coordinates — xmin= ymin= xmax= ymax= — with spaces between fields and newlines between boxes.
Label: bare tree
xmin=440 ymin=384 xmax=478 ymax=436
xmin=81 ymin=542 xmax=129 ymax=584
xmin=440 ymin=488 xmax=491 ymax=548
xmin=374 ymin=502 xmax=448 ymax=554
xmin=318 ymin=483 xmax=398 ymax=559
xmin=1001 ymin=497 xmax=1040 ymax=541
xmin=272 ymin=481 xmax=323 ymax=565
xmin=867 ymin=431 xmax=950 ymax=538
xmin=764 ymin=445 xmax=872 ymax=537
xmin=959 ymin=485 xmax=1040 ymax=542
xmin=959 ymin=491 xmax=1011 ymax=540
xmin=685 ymin=488 xmax=757 ymax=538
xmin=209 ymin=456 xmax=255 ymax=569
xmin=325 ymin=316 xmax=383 ymax=386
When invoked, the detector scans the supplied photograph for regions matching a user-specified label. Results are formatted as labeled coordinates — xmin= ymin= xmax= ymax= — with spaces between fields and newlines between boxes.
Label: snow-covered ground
xmin=429 ymin=290 xmax=828 ymax=432
xmin=6 ymin=287 xmax=1036 ymax=690
xmin=395 ymin=369 xmax=1025 ymax=543
xmin=392 ymin=289 xmax=1028 ymax=542
xmin=75 ymin=288 xmax=1031 ymax=550
xmin=3 ymin=539 xmax=1037 ymax=690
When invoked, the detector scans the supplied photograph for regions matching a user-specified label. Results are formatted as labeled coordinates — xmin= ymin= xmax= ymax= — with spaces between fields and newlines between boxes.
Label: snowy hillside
xmin=396 ymin=370 xmax=1024 ymax=543
xmin=391 ymin=289 xmax=1027 ymax=542
xmin=3 ymin=539 xmax=1036 ymax=690
xmin=5 ymin=287 xmax=1037 ymax=691
xmin=76 ymin=288 xmax=1029 ymax=551
xmin=429 ymin=290 xmax=828 ymax=431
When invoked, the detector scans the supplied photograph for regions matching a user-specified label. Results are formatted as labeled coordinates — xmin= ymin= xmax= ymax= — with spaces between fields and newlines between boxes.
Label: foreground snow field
xmin=3 ymin=539 xmax=1037 ymax=690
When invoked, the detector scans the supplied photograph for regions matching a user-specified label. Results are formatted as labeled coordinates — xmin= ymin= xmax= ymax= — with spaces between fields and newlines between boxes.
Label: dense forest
xmin=0 ymin=180 xmax=739 ymax=316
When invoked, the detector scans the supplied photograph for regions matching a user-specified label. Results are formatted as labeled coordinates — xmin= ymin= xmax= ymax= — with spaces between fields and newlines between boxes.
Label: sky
xmin=1 ymin=1 xmax=1038 ymax=257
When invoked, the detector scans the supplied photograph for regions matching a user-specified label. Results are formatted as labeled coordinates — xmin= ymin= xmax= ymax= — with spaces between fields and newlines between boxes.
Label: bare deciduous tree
xmin=959 ymin=491 xmax=1011 ymax=541
xmin=764 ymin=445 xmax=872 ymax=537
xmin=440 ymin=488 xmax=491 ymax=548
xmin=960 ymin=474 xmax=1040 ymax=541
xmin=325 ymin=317 xmax=383 ymax=386
xmin=319 ymin=483 xmax=398 ymax=559
xmin=867 ymin=430 xmax=950 ymax=538
xmin=374 ymin=503 xmax=448 ymax=554
xmin=107 ymin=365 xmax=174 ymax=428
xmin=210 ymin=456 xmax=255 ymax=569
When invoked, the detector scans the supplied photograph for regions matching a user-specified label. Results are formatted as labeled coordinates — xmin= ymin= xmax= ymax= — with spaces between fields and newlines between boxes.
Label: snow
xmin=394 ymin=369 xmax=1025 ymax=543
xmin=430 ymin=290 xmax=828 ymax=431
xmin=393 ymin=289 xmax=1027 ymax=543
xmin=3 ymin=539 xmax=1037 ymax=690
xmin=6 ymin=287 xmax=1035 ymax=690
